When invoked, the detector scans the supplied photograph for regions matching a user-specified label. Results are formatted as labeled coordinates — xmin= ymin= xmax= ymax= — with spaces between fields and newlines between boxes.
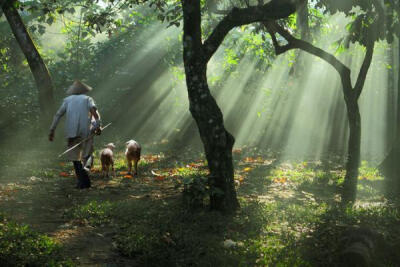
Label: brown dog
xmin=125 ymin=140 xmax=141 ymax=175
xmin=100 ymin=143 xmax=116 ymax=177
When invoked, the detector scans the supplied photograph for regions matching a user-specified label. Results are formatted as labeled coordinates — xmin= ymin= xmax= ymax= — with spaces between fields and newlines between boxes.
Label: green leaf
xmin=37 ymin=25 xmax=46 ymax=35
xmin=46 ymin=16 xmax=54 ymax=25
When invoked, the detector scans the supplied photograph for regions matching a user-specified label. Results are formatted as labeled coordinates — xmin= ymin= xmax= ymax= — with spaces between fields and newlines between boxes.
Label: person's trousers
xmin=73 ymin=161 xmax=91 ymax=189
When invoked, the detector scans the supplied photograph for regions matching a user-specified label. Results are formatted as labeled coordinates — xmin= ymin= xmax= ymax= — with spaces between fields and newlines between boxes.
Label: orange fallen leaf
xmin=273 ymin=177 xmax=287 ymax=183
xmin=124 ymin=175 xmax=133 ymax=179
xmin=233 ymin=149 xmax=242 ymax=154
xmin=59 ymin=172 xmax=70 ymax=177
xmin=155 ymin=176 xmax=166 ymax=181
xmin=120 ymin=171 xmax=128 ymax=175
xmin=244 ymin=157 xmax=258 ymax=163
xmin=143 ymin=154 xmax=161 ymax=163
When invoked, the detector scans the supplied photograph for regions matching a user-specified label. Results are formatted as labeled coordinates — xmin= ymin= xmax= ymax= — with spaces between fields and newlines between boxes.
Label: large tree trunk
xmin=182 ymin=0 xmax=239 ymax=212
xmin=2 ymin=0 xmax=55 ymax=121
xmin=289 ymin=1 xmax=309 ymax=77
xmin=180 ymin=0 xmax=303 ymax=212
xmin=379 ymin=39 xmax=400 ymax=195
xmin=186 ymin=63 xmax=239 ymax=211
xmin=342 ymin=94 xmax=362 ymax=203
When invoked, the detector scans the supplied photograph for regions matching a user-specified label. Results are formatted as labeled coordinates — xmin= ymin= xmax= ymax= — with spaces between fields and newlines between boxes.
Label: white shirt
xmin=50 ymin=94 xmax=96 ymax=138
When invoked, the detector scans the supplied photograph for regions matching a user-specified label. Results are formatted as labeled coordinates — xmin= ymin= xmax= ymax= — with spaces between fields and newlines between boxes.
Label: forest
xmin=0 ymin=0 xmax=400 ymax=266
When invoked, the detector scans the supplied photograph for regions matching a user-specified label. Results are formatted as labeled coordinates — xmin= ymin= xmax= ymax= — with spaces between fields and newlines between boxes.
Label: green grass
xmin=66 ymin=200 xmax=114 ymax=227
xmin=1 ymin=147 xmax=400 ymax=266
xmin=0 ymin=213 xmax=72 ymax=266
xmin=103 ymin=154 xmax=399 ymax=266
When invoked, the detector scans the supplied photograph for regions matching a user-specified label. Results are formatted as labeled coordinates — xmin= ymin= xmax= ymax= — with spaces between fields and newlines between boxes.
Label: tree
xmin=264 ymin=0 xmax=388 ymax=203
xmin=0 ymin=0 xmax=6 ymax=16
xmin=378 ymin=0 xmax=400 ymax=195
xmin=182 ymin=0 xmax=305 ymax=212
xmin=2 ymin=0 xmax=55 ymax=121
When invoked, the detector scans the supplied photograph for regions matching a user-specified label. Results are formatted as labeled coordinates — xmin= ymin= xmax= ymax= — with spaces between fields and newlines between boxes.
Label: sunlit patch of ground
xmin=0 ymin=146 xmax=399 ymax=266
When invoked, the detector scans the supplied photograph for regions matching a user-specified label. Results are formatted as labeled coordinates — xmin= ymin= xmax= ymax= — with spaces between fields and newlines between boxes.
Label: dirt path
xmin=0 ymin=162 xmax=179 ymax=266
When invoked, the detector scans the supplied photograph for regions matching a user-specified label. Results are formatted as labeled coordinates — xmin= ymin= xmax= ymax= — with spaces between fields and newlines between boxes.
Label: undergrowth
xmin=0 ymin=213 xmax=72 ymax=266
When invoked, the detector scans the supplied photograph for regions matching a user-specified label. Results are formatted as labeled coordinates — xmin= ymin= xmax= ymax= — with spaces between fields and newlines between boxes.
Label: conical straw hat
xmin=66 ymin=80 xmax=93 ymax=95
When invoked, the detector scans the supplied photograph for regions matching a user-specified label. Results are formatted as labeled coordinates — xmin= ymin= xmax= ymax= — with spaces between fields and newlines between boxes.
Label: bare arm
xmin=90 ymin=107 xmax=100 ymax=121
xmin=90 ymin=107 xmax=102 ymax=135
xmin=49 ymin=101 xmax=67 ymax=141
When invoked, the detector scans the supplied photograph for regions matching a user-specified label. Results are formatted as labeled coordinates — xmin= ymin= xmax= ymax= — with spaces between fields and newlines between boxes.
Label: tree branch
xmin=352 ymin=0 xmax=382 ymax=98
xmin=211 ymin=9 xmax=230 ymax=15
xmin=202 ymin=0 xmax=305 ymax=63
xmin=354 ymin=40 xmax=374 ymax=99
xmin=267 ymin=21 xmax=351 ymax=79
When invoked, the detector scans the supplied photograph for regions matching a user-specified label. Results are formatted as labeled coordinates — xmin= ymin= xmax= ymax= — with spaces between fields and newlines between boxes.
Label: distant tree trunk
xmin=342 ymin=91 xmax=362 ymax=202
xmin=75 ymin=9 xmax=83 ymax=79
xmin=2 ymin=0 xmax=55 ymax=121
xmin=379 ymin=39 xmax=400 ymax=195
xmin=182 ymin=0 xmax=239 ymax=212
xmin=384 ymin=46 xmax=396 ymax=151
xmin=296 ymin=0 xmax=310 ymax=41
xmin=339 ymin=40 xmax=374 ymax=203
xmin=0 ymin=0 xmax=6 ymax=16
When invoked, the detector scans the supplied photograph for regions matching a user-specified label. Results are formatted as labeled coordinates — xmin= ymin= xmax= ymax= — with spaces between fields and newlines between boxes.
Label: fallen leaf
xmin=59 ymin=172 xmax=70 ymax=177
xmin=243 ymin=167 xmax=252 ymax=172
xmin=124 ymin=175 xmax=133 ymax=179
xmin=155 ymin=176 xmax=166 ymax=181
xmin=244 ymin=157 xmax=255 ymax=162
xmin=233 ymin=149 xmax=242 ymax=154
xmin=273 ymin=177 xmax=287 ymax=184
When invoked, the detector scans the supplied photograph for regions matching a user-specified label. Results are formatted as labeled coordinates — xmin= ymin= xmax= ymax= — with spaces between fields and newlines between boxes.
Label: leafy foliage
xmin=67 ymin=200 xmax=114 ymax=226
xmin=315 ymin=0 xmax=399 ymax=46
xmin=0 ymin=214 xmax=72 ymax=266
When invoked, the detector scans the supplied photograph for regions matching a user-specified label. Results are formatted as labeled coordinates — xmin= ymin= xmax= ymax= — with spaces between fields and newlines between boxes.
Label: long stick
xmin=58 ymin=122 xmax=112 ymax=158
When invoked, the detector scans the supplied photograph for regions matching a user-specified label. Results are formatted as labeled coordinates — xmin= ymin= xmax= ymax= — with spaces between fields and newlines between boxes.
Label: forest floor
xmin=0 ymin=144 xmax=400 ymax=266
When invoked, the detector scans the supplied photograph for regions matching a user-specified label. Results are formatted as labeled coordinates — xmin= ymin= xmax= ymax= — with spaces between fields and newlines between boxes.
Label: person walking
xmin=49 ymin=80 xmax=102 ymax=189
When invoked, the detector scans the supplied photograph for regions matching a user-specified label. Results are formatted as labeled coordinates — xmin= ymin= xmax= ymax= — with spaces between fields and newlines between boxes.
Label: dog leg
xmin=112 ymin=160 xmax=116 ymax=177
xmin=128 ymin=160 xmax=132 ymax=174
xmin=134 ymin=160 xmax=138 ymax=176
